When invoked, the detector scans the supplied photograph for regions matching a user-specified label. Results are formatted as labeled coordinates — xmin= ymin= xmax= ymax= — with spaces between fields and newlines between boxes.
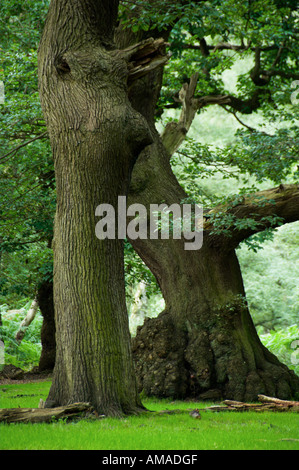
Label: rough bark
xmin=38 ymin=0 xmax=167 ymax=415
xmin=115 ymin=23 xmax=299 ymax=402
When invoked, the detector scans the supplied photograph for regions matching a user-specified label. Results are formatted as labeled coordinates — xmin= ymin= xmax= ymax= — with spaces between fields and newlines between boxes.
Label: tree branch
xmin=261 ymin=69 xmax=299 ymax=80
xmin=205 ymin=184 xmax=299 ymax=248
xmin=179 ymin=41 xmax=283 ymax=53
xmin=160 ymin=73 xmax=230 ymax=157
xmin=0 ymin=132 xmax=48 ymax=163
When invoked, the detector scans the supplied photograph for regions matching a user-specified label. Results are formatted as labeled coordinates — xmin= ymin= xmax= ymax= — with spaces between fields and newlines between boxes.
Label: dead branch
xmin=204 ymin=184 xmax=299 ymax=248
xmin=15 ymin=299 xmax=39 ymax=343
xmin=119 ymin=37 xmax=169 ymax=85
xmin=202 ymin=395 xmax=299 ymax=413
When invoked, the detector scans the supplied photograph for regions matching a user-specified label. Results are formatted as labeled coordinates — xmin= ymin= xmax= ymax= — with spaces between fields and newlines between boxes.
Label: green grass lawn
xmin=0 ymin=380 xmax=298 ymax=450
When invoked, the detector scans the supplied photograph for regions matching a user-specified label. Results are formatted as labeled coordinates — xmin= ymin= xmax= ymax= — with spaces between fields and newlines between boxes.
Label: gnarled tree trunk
xmin=132 ymin=236 xmax=299 ymax=401
xmin=38 ymin=0 xmax=167 ymax=415
xmin=129 ymin=134 xmax=299 ymax=401
xmin=116 ymin=25 xmax=299 ymax=401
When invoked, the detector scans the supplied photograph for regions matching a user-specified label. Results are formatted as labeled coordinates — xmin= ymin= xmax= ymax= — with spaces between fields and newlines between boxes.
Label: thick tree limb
xmin=205 ymin=184 xmax=299 ymax=247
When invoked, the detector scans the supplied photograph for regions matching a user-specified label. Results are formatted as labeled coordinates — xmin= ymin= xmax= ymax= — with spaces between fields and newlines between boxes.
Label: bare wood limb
xmin=15 ymin=299 xmax=39 ymax=343
xmin=117 ymin=37 xmax=170 ymax=85
xmin=201 ymin=396 xmax=299 ymax=413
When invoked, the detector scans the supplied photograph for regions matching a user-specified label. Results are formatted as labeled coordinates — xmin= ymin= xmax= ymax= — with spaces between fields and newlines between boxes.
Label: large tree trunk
xmin=132 ymin=236 xmax=299 ymax=401
xmin=37 ymin=0 xmax=165 ymax=415
xmin=129 ymin=136 xmax=299 ymax=401
xmin=116 ymin=26 xmax=299 ymax=401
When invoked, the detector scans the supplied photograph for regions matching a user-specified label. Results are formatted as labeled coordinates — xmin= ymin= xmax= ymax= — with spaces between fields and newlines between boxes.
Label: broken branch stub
xmin=123 ymin=38 xmax=170 ymax=85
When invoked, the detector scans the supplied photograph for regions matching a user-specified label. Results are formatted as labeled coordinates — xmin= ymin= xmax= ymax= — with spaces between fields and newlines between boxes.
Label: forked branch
xmin=161 ymin=73 xmax=230 ymax=157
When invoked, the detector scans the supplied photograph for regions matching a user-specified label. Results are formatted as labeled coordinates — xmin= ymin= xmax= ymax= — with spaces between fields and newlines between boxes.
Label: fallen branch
xmin=0 ymin=402 xmax=98 ymax=424
xmin=203 ymin=395 xmax=299 ymax=413
xmin=258 ymin=394 xmax=299 ymax=407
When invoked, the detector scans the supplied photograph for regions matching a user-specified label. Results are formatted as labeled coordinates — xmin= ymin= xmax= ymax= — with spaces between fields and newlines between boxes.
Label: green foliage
xmin=0 ymin=0 xmax=49 ymax=49
xmin=237 ymin=222 xmax=299 ymax=330
xmin=124 ymin=240 xmax=159 ymax=298
xmin=0 ymin=1 xmax=54 ymax=306
xmin=0 ymin=45 xmax=54 ymax=250
xmin=0 ymin=303 xmax=42 ymax=370
xmin=259 ymin=325 xmax=299 ymax=376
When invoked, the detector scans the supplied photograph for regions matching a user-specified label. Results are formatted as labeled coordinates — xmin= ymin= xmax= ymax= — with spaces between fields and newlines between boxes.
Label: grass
xmin=0 ymin=380 xmax=299 ymax=450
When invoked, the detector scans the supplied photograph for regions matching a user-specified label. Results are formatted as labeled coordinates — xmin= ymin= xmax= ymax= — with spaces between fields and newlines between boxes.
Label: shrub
xmin=259 ymin=324 xmax=299 ymax=376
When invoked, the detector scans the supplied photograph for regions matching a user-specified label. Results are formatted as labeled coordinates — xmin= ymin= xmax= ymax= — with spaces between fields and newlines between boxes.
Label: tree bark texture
xmin=115 ymin=26 xmax=299 ymax=402
xmin=38 ymin=0 xmax=157 ymax=415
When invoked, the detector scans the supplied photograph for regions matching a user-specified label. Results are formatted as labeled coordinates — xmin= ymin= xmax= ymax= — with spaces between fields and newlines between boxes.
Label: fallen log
xmin=0 ymin=402 xmax=98 ymax=424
